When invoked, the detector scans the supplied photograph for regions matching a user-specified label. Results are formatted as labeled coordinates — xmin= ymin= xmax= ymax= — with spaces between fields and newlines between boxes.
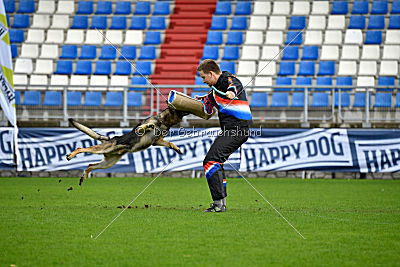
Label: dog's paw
xmin=66 ymin=153 xmax=73 ymax=161
xmin=79 ymin=177 xmax=84 ymax=186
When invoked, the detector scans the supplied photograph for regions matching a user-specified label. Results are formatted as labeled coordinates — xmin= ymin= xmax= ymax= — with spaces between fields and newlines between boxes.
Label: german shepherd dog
xmin=66 ymin=107 xmax=188 ymax=185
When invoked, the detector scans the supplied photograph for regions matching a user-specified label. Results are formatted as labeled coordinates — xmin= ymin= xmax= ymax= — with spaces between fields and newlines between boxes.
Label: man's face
xmin=199 ymin=70 xmax=218 ymax=87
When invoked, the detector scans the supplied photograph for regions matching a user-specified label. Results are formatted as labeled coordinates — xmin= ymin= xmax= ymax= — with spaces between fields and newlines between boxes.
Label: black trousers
xmin=203 ymin=128 xmax=249 ymax=201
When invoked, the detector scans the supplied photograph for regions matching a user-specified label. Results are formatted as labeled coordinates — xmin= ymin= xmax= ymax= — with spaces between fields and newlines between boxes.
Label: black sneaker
xmin=203 ymin=203 xmax=226 ymax=212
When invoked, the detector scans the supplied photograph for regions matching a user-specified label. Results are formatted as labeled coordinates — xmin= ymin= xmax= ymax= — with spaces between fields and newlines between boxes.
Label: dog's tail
xmin=69 ymin=119 xmax=110 ymax=142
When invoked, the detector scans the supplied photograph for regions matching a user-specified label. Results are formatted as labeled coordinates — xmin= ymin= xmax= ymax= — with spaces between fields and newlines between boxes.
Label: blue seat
xmin=318 ymin=61 xmax=335 ymax=76
xmin=297 ymin=61 xmax=315 ymax=76
xmin=311 ymin=93 xmax=329 ymax=107
xmin=104 ymin=92 xmax=123 ymax=106
xmin=282 ymin=46 xmax=299 ymax=60
xmin=301 ymin=46 xmax=318 ymax=60
xmin=139 ymin=46 xmax=156 ymax=60
xmin=374 ymin=93 xmax=392 ymax=107
xmin=94 ymin=61 xmax=111 ymax=75
xmin=144 ymin=31 xmax=161 ymax=45
xmin=349 ymin=15 xmax=366 ymax=29
xmin=54 ymin=61 xmax=73 ymax=75
xmin=215 ymin=2 xmax=231 ymax=15
xmin=392 ymin=1 xmax=400 ymax=14
xmin=220 ymin=61 xmax=235 ymax=74
xmin=4 ymin=0 xmax=15 ymax=13
xmin=83 ymin=92 xmax=102 ymax=106
xmin=289 ymin=16 xmax=306 ymax=30
xmin=396 ymin=93 xmax=400 ymax=107
xmin=76 ymin=1 xmax=93 ymax=14
xmin=149 ymin=16 xmax=166 ymax=30
xmin=195 ymin=77 xmax=204 ymax=86
xmin=371 ymin=0 xmax=388 ymax=14
xmin=226 ymin=31 xmax=243 ymax=45
xmin=17 ymin=0 xmax=35 ymax=13
xmin=114 ymin=61 xmax=131 ymax=75
xmin=79 ymin=45 xmax=96 ymax=59
xmin=153 ymin=2 xmax=170 ymax=15
xmin=336 ymin=76 xmax=353 ymax=91
xmin=60 ymin=45 xmax=78 ymax=59
xmin=231 ymin=17 xmax=247 ymax=30
xmin=67 ymin=92 xmax=82 ymax=106
xmin=206 ymin=31 xmax=223 ymax=45
xmin=388 ymin=16 xmax=400 ymax=29
xmin=210 ymin=17 xmax=227 ymax=30
xmin=130 ymin=16 xmax=147 ymax=30
xmin=286 ymin=31 xmax=302 ymax=45
xmin=131 ymin=76 xmax=147 ymax=91
xmin=334 ymin=93 xmax=351 ymax=107
xmin=270 ymin=93 xmax=288 ymax=107
xmin=95 ymin=1 xmax=112 ymax=14
xmin=128 ymin=92 xmax=142 ymax=107
xmin=134 ymin=61 xmax=151 ymax=75
xmin=295 ymin=77 xmax=312 ymax=91
xmin=14 ymin=90 xmax=21 ymax=105
xmin=235 ymin=2 xmax=251 ymax=15
xmin=202 ymin=46 xmax=219 ymax=60
xmin=71 ymin=16 xmax=88 ymax=29
xmin=75 ymin=60 xmax=92 ymax=75
xmin=368 ymin=15 xmax=385 ymax=29
xmin=250 ymin=92 xmax=268 ymax=107
xmin=134 ymin=1 xmax=151 ymax=15
xmin=353 ymin=92 xmax=371 ymax=107
xmin=90 ymin=16 xmax=107 ymax=29
xmin=278 ymin=62 xmax=295 ymax=76
xmin=22 ymin=91 xmax=41 ymax=105
xmin=291 ymin=92 xmax=305 ymax=107
xmin=316 ymin=77 xmax=333 ymax=91
xmin=331 ymin=1 xmax=348 ymax=14
xmin=43 ymin=91 xmax=61 ymax=106
xmin=275 ymin=77 xmax=292 ymax=91
xmin=109 ymin=16 xmax=127 ymax=29
xmin=365 ymin=31 xmax=382 ymax=44
xmin=11 ymin=44 xmax=18 ymax=58
xmin=9 ymin=29 xmax=24 ymax=43
xmin=12 ymin=14 xmax=30 ymax=28
xmin=352 ymin=1 xmax=369 ymax=14
xmin=99 ymin=46 xmax=116 ymax=59
xmin=377 ymin=76 xmax=395 ymax=91
xmin=222 ymin=46 xmax=239 ymax=60
xmin=115 ymin=2 xmax=131 ymax=15
xmin=119 ymin=46 xmax=136 ymax=59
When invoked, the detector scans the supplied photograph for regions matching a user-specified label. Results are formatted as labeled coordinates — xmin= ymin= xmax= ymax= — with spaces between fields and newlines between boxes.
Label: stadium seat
xmin=104 ymin=92 xmax=123 ymax=106
xmin=278 ymin=62 xmax=295 ymax=76
xmin=396 ymin=94 xmax=400 ymax=107
xmin=194 ymin=76 xmax=204 ymax=86
xmin=78 ymin=45 xmax=96 ymax=59
xmin=4 ymin=0 xmax=15 ymax=13
xmin=99 ymin=46 xmax=116 ymax=59
xmin=265 ymin=32 xmax=283 ymax=46
xmin=130 ymin=76 xmax=147 ymax=91
xmin=67 ymin=92 xmax=82 ymax=106
xmin=70 ymin=76 xmax=89 ymax=91
xmin=75 ymin=60 xmax=92 ymax=75
xmin=76 ymin=1 xmax=93 ymax=14
xmin=270 ymin=93 xmax=288 ymax=107
xmin=361 ymin=45 xmax=380 ymax=59
xmin=250 ymin=92 xmax=268 ymax=107
xmin=275 ymin=77 xmax=292 ymax=91
xmin=56 ymin=0 xmax=74 ymax=14
xmin=382 ymin=45 xmax=400 ymax=59
xmin=286 ymin=31 xmax=302 ymax=45
xmin=320 ymin=45 xmax=339 ymax=60
xmin=9 ymin=29 xmax=24 ymax=43
xmin=328 ymin=15 xmax=345 ymax=29
xmin=331 ymin=1 xmax=348 ymax=14
xmin=353 ymin=93 xmax=371 ymax=107
xmin=338 ymin=61 xmax=357 ymax=76
xmin=202 ymin=46 xmax=219 ymax=60
xmin=22 ymin=91 xmax=41 ymax=106
xmin=261 ymin=45 xmax=279 ymax=60
xmin=385 ymin=30 xmax=400 ymax=44
xmin=371 ymin=0 xmax=388 ymax=14
xmin=311 ymin=93 xmax=329 ymax=107
xmin=237 ymin=61 xmax=256 ymax=76
xmin=49 ymin=75 xmax=68 ymax=91
xmin=71 ymin=15 xmax=88 ymax=29
xmin=14 ymin=75 xmax=27 ymax=88
xmin=30 ymin=75 xmax=48 ymax=87
xmin=291 ymin=92 xmax=306 ymax=107
xmin=349 ymin=16 xmax=366 ymax=29
xmin=378 ymin=77 xmax=395 ymax=91
xmin=235 ymin=2 xmax=251 ymax=15
xmin=115 ymin=2 xmax=131 ymax=15
xmin=219 ymin=61 xmax=235 ymax=74
xmin=134 ymin=61 xmax=151 ymax=75
xmin=368 ymin=15 xmax=385 ymax=29
xmin=85 ymin=30 xmax=103 ymax=45
xmin=308 ymin=16 xmax=326 ymax=30
xmin=341 ymin=46 xmax=359 ymax=61
xmin=336 ymin=77 xmax=353 ymax=91
xmin=120 ymin=46 xmax=136 ymax=59
xmin=374 ymin=93 xmax=392 ymax=107
xmin=392 ymin=1 xmax=400 ymax=14
xmin=344 ymin=29 xmax=363 ymax=44
xmin=215 ymin=2 xmax=231 ymax=15
xmin=334 ymin=93 xmax=351 ymax=107
xmin=17 ymin=0 xmax=35 ymax=13
xmin=114 ymin=61 xmax=132 ymax=75
xmin=149 ymin=17 xmax=165 ymax=30
xmin=144 ymin=31 xmax=161 ymax=45
xmin=324 ymin=31 xmax=342 ymax=45
xmin=96 ymin=1 xmax=111 ymax=14
xmin=134 ymin=1 xmax=151 ymax=15
xmin=139 ymin=46 xmax=156 ymax=60
xmin=389 ymin=16 xmax=400 ymax=29
xmin=316 ymin=77 xmax=333 ymax=91
xmin=34 ymin=59 xmax=53 ymax=75
xmin=65 ymin=30 xmax=84 ymax=44
xmin=380 ymin=61 xmax=399 ymax=76
xmin=359 ymin=61 xmax=377 ymax=75
xmin=273 ymin=1 xmax=290 ymax=14
xmin=282 ymin=46 xmax=299 ymax=60
xmin=128 ymin=92 xmax=142 ymax=107
xmin=254 ymin=77 xmax=272 ymax=90
xmin=124 ymin=31 xmax=143 ymax=45
xmin=25 ymin=29 xmax=45 ymax=43
xmin=12 ymin=14 xmax=30 ymax=28
xmin=231 ymin=17 xmax=247 ymax=30
xmin=31 ymin=14 xmax=50 ymax=28
xmin=206 ymin=31 xmax=223 ymax=45
xmin=89 ymin=75 xmax=108 ymax=91
xmin=130 ymin=17 xmax=147 ymax=30
xmin=11 ymin=44 xmax=18 ymax=58
xmin=55 ymin=60 xmax=73 ymax=74
xmin=20 ymin=44 xmax=38 ymax=58
xmin=110 ymin=17 xmax=127 ymax=30
xmin=352 ymin=1 xmax=369 ymax=14
xmin=106 ymin=30 xmax=123 ymax=44
xmin=298 ymin=61 xmax=315 ymax=76
xmin=45 ymin=29 xmax=63 ymax=43
xmin=226 ymin=32 xmax=243 ymax=45
xmin=93 ymin=61 xmax=110 ymax=75
xmin=289 ymin=16 xmax=306 ymax=30
xmin=43 ymin=91 xmax=61 ymax=106
xmin=14 ymin=91 xmax=21 ymax=105
xmin=83 ymin=92 xmax=102 ymax=106
xmin=269 ymin=16 xmax=286 ymax=30
xmin=245 ymin=31 xmax=263 ymax=45
xmin=318 ymin=61 xmax=335 ymax=75
xmin=301 ymin=46 xmax=319 ymax=60
xmin=109 ymin=76 xmax=128 ymax=91
xmin=312 ymin=1 xmax=329 ymax=14
xmin=14 ymin=58 xmax=33 ymax=74
xmin=210 ymin=17 xmax=227 ymax=30
xmin=292 ymin=1 xmax=310 ymax=15
xmin=295 ymin=77 xmax=312 ymax=91
xmin=153 ymin=2 xmax=170 ymax=15
xmin=249 ymin=16 xmax=267 ymax=30
xmin=257 ymin=61 xmax=276 ymax=76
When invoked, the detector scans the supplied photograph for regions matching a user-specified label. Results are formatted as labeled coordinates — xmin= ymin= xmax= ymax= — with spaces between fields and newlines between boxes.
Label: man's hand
xmin=226 ymin=91 xmax=235 ymax=99
xmin=194 ymin=95 xmax=203 ymax=100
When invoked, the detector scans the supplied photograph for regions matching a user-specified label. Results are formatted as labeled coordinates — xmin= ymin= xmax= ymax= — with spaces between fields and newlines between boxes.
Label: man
xmin=196 ymin=59 xmax=253 ymax=212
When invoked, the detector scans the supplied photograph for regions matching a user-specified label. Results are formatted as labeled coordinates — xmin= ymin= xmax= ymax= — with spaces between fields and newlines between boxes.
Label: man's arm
xmin=226 ymin=76 xmax=242 ymax=99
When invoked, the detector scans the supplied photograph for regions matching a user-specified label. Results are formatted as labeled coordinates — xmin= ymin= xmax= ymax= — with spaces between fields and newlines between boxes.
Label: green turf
xmin=1 ymin=177 xmax=399 ymax=266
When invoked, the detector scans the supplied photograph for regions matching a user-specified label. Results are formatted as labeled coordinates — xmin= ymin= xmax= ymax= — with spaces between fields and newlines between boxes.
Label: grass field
xmin=1 ymin=176 xmax=399 ymax=266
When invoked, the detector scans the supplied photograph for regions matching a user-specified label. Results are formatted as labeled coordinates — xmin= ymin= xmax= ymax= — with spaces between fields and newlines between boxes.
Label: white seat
xmin=239 ymin=76 xmax=254 ymax=87
xmin=37 ymin=0 xmax=55 ymax=13
xmin=361 ymin=45 xmax=380 ymax=60
xmin=51 ymin=15 xmax=69 ymax=29
xmin=102 ymin=31 xmax=122 ymax=45
xmin=65 ymin=30 xmax=84 ymax=44
xmin=70 ymin=75 xmax=88 ymax=91
xmin=39 ymin=44 xmax=58 ymax=59
xmin=324 ymin=30 xmax=342 ymax=44
xmin=56 ymin=0 xmax=74 ymax=14
xmin=312 ymin=1 xmax=329 ymax=14
xmin=237 ymin=61 xmax=256 ymax=76
xmin=357 ymin=76 xmax=375 ymax=89
xmin=45 ymin=29 xmax=64 ymax=43
xmin=292 ymin=1 xmax=310 ymax=15
xmin=304 ymin=30 xmax=322 ymax=45
xmin=265 ymin=31 xmax=283 ymax=45
xmin=341 ymin=45 xmax=360 ymax=60
xmin=261 ymin=46 xmax=280 ymax=60
xmin=124 ymin=30 xmax=143 ymax=45
xmin=257 ymin=61 xmax=276 ymax=76
xmin=241 ymin=46 xmax=260 ymax=60
xmin=85 ymin=30 xmax=104 ymax=44
xmin=34 ymin=59 xmax=53 ymax=74
xmin=380 ymin=61 xmax=399 ymax=76
xmin=320 ymin=45 xmax=339 ymax=60
xmin=13 ymin=74 xmax=28 ymax=86
xmin=385 ymin=30 xmax=400 ymax=44
xmin=14 ymin=59 xmax=33 ymax=74
xmin=254 ymin=77 xmax=273 ymax=91
xmin=50 ymin=75 xmax=69 ymax=90
xmin=344 ymin=30 xmax=363 ymax=45
xmin=111 ymin=76 xmax=129 ymax=91
xmin=245 ymin=31 xmax=263 ymax=45
xmin=26 ymin=29 xmax=45 ymax=43
xmin=20 ymin=44 xmax=39 ymax=58
xmin=382 ymin=45 xmax=400 ymax=59
xmin=308 ymin=16 xmax=326 ymax=30
xmin=272 ymin=1 xmax=290 ymax=14
xmin=30 ymin=75 xmax=48 ymax=87
xmin=338 ymin=61 xmax=357 ymax=76
xmin=359 ymin=61 xmax=377 ymax=76
xmin=89 ymin=75 xmax=108 ymax=91
xmin=268 ymin=16 xmax=286 ymax=30
xmin=327 ymin=15 xmax=345 ymax=29
xmin=249 ymin=16 xmax=267 ymax=30
xmin=253 ymin=2 xmax=271 ymax=15
xmin=31 ymin=14 xmax=50 ymax=28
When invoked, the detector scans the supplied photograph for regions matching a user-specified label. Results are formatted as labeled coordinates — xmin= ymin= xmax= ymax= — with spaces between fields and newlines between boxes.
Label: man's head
xmin=197 ymin=59 xmax=222 ymax=87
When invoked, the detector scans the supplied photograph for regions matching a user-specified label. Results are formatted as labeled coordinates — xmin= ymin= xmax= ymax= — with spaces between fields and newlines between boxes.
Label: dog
xmin=66 ymin=107 xmax=188 ymax=185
